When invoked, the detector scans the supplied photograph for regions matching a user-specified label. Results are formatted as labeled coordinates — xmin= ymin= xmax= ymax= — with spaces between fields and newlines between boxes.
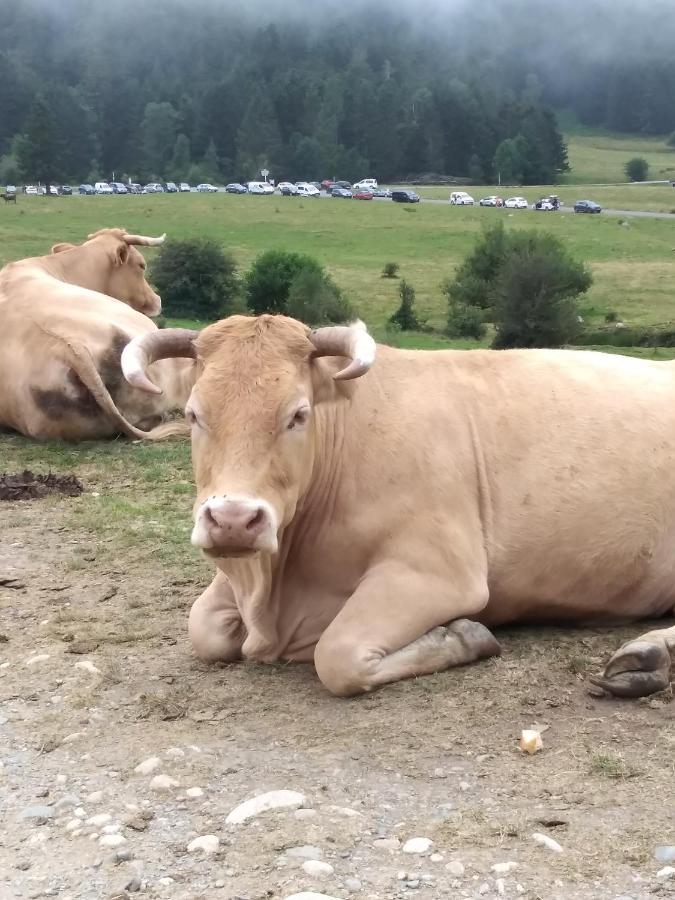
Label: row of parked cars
xmin=449 ymin=190 xmax=602 ymax=213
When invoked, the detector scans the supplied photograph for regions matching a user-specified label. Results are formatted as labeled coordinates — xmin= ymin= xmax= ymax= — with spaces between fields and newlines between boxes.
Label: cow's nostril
xmin=246 ymin=508 xmax=264 ymax=532
xmin=203 ymin=505 xmax=218 ymax=528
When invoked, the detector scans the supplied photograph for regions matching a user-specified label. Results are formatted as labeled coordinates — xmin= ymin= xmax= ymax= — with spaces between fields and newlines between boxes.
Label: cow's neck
xmin=41 ymin=246 xmax=110 ymax=294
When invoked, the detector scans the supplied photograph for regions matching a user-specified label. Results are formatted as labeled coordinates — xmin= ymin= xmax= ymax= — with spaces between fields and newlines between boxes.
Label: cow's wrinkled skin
xmin=123 ymin=314 xmax=675 ymax=697
xmin=0 ymin=229 xmax=195 ymax=440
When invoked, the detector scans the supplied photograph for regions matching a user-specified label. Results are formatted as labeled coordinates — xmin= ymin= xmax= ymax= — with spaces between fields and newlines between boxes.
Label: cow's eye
xmin=287 ymin=405 xmax=310 ymax=430
xmin=185 ymin=408 xmax=199 ymax=427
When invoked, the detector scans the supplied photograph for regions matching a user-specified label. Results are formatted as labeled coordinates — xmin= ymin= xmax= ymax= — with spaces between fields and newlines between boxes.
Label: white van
xmin=450 ymin=191 xmax=474 ymax=205
xmin=94 ymin=182 xmax=113 ymax=195
xmin=296 ymin=182 xmax=320 ymax=197
xmin=353 ymin=178 xmax=378 ymax=190
xmin=247 ymin=181 xmax=275 ymax=195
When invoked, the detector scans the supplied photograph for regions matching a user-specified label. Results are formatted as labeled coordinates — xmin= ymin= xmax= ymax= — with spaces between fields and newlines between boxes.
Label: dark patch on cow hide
xmin=0 ymin=470 xmax=84 ymax=501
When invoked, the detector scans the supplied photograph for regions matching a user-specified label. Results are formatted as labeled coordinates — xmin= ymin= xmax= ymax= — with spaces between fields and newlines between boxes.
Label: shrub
xmin=389 ymin=279 xmax=421 ymax=331
xmin=151 ymin=238 xmax=240 ymax=320
xmin=382 ymin=262 xmax=400 ymax=278
xmin=624 ymin=157 xmax=649 ymax=182
xmin=446 ymin=303 xmax=486 ymax=340
xmin=245 ymin=249 xmax=323 ymax=315
xmin=443 ymin=222 xmax=507 ymax=310
xmin=286 ymin=268 xmax=355 ymax=326
xmin=604 ymin=310 xmax=618 ymax=323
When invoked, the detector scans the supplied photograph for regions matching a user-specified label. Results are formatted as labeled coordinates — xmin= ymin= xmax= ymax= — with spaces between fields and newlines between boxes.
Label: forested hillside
xmin=0 ymin=0 xmax=672 ymax=186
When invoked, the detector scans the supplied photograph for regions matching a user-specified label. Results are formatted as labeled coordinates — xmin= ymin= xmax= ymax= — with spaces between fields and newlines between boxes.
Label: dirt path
xmin=1 ymin=486 xmax=674 ymax=900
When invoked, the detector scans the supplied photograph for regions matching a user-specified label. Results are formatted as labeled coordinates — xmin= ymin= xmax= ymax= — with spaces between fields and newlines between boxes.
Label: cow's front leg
xmin=591 ymin=624 xmax=675 ymax=698
xmin=188 ymin=572 xmax=245 ymax=663
xmin=314 ymin=563 xmax=497 ymax=696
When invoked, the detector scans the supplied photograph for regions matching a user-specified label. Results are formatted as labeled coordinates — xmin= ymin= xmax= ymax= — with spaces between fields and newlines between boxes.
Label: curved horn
xmin=309 ymin=320 xmax=376 ymax=381
xmin=121 ymin=328 xmax=198 ymax=394
xmin=123 ymin=232 xmax=167 ymax=247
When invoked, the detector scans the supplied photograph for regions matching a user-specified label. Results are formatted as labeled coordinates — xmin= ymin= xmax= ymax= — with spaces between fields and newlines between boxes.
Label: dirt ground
xmin=1 ymin=442 xmax=674 ymax=900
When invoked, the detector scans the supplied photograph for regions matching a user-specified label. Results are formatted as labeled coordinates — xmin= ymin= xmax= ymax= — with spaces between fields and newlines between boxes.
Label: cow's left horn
xmin=121 ymin=329 xmax=198 ymax=394
xmin=309 ymin=320 xmax=376 ymax=381
xmin=123 ymin=232 xmax=167 ymax=247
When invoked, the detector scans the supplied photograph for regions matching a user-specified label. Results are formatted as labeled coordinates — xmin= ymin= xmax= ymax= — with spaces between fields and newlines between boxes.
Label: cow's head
xmin=121 ymin=315 xmax=375 ymax=557
xmin=52 ymin=229 xmax=165 ymax=316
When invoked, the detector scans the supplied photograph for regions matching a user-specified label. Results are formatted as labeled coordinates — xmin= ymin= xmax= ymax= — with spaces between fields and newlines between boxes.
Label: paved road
xmin=405 ymin=195 xmax=675 ymax=220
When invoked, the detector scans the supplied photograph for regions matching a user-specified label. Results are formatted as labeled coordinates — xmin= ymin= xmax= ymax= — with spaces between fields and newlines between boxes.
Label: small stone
xmin=286 ymin=845 xmax=323 ymax=860
xmin=135 ymin=756 xmax=162 ymax=775
xmin=344 ymin=878 xmax=361 ymax=892
xmin=75 ymin=660 xmax=101 ymax=675
xmin=374 ymin=838 xmax=400 ymax=851
xmin=445 ymin=861 xmax=465 ymax=877
xmin=187 ymin=834 xmax=219 ymax=855
xmin=73 ymin=807 xmax=86 ymax=818
xmin=102 ymin=823 xmax=122 ymax=834
xmin=284 ymin=895 xmax=343 ymax=900
xmin=226 ymin=789 xmax=307 ymax=824
xmin=55 ymin=795 xmax=79 ymax=811
xmin=532 ymin=832 xmax=563 ymax=853
xmin=403 ymin=837 xmax=433 ymax=854
xmin=62 ymin=732 xmax=85 ymax=744
xmin=115 ymin=849 xmax=134 ymax=863
xmin=655 ymin=847 xmax=675 ymax=864
xmin=186 ymin=787 xmax=204 ymax=798
xmin=214 ymin=880 xmax=226 ymax=889
xmin=430 ymin=853 xmax=443 ymax=862
xmin=478 ymin=883 xmax=490 ymax=896
xmin=302 ymin=860 xmax=334 ymax=877
xmin=86 ymin=813 xmax=112 ymax=826
xmin=21 ymin=805 xmax=55 ymax=821
xmin=657 ymin=867 xmax=675 ymax=879
xmin=458 ymin=780 xmax=470 ymax=792
xmin=98 ymin=833 xmax=126 ymax=848
xmin=149 ymin=774 xmax=179 ymax=791
xmin=405 ymin=880 xmax=420 ymax=889
xmin=26 ymin=654 xmax=50 ymax=666
xmin=165 ymin=747 xmax=185 ymax=758
xmin=158 ymin=877 xmax=174 ymax=886
xmin=492 ymin=862 xmax=518 ymax=874
xmin=295 ymin=808 xmax=318 ymax=820
xmin=496 ymin=878 xmax=506 ymax=895
xmin=87 ymin=791 xmax=104 ymax=803
xmin=125 ymin=878 xmax=142 ymax=893
xmin=65 ymin=819 xmax=81 ymax=832
xmin=56 ymin=775 xmax=67 ymax=785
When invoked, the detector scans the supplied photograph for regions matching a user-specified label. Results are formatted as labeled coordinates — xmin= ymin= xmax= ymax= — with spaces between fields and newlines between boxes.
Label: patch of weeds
xmin=590 ymin=751 xmax=639 ymax=779
xmin=566 ymin=654 xmax=591 ymax=675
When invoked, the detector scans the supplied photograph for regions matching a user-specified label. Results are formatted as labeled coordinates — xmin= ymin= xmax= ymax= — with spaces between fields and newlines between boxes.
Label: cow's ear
xmin=51 ymin=242 xmax=76 ymax=254
xmin=115 ymin=242 xmax=130 ymax=266
xmin=310 ymin=357 xmax=354 ymax=405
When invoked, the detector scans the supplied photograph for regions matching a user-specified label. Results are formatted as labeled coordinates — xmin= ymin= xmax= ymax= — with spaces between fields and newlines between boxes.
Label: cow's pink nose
xmin=193 ymin=497 xmax=276 ymax=554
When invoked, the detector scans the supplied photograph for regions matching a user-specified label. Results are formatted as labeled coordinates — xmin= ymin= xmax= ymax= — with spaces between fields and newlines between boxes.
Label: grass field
xmin=3 ymin=192 xmax=675 ymax=346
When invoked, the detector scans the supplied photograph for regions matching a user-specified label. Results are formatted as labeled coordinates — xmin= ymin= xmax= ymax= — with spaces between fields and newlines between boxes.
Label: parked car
xmin=371 ymin=187 xmax=392 ymax=198
xmin=196 ymin=183 xmax=218 ymax=192
xmin=247 ymin=181 xmax=274 ymax=195
xmin=56 ymin=185 xmax=72 ymax=196
xmin=533 ymin=198 xmax=554 ymax=211
xmin=574 ymin=199 xmax=602 ymax=214
xmin=179 ymin=183 xmax=191 ymax=192
xmin=296 ymin=182 xmax=320 ymax=197
xmin=309 ymin=182 xmax=322 ymax=191
xmin=353 ymin=188 xmax=374 ymax=200
xmin=479 ymin=195 xmax=503 ymax=207
xmin=333 ymin=180 xmax=352 ymax=190
xmin=110 ymin=182 xmax=128 ymax=194
xmin=277 ymin=181 xmax=298 ymax=195
xmin=128 ymin=183 xmax=143 ymax=194
xmin=25 ymin=185 xmax=46 ymax=195
xmin=450 ymin=191 xmax=474 ymax=205
xmin=5 ymin=185 xmax=16 ymax=195
xmin=392 ymin=189 xmax=420 ymax=203
xmin=144 ymin=182 xmax=165 ymax=193
xmin=94 ymin=182 xmax=113 ymax=194
xmin=331 ymin=186 xmax=353 ymax=198
xmin=48 ymin=185 xmax=59 ymax=195
xmin=224 ymin=183 xmax=247 ymax=194
xmin=504 ymin=196 xmax=528 ymax=209
xmin=321 ymin=179 xmax=335 ymax=191
xmin=353 ymin=179 xmax=378 ymax=190
xmin=164 ymin=182 xmax=178 ymax=193
xmin=79 ymin=184 xmax=95 ymax=195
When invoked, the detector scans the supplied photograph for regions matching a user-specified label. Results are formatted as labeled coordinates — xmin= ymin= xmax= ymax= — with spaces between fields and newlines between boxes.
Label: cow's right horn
xmin=121 ymin=329 xmax=199 ymax=394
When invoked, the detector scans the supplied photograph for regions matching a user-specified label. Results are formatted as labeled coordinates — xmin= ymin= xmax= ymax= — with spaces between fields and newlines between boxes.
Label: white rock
xmin=302 ymin=860 xmax=334 ymax=878
xmin=64 ymin=819 xmax=81 ymax=832
xmin=374 ymin=838 xmax=401 ymax=850
xmin=98 ymin=833 xmax=126 ymax=848
xmin=134 ymin=756 xmax=162 ymax=775
xmin=56 ymin=774 xmax=67 ymax=785
xmin=532 ymin=832 xmax=563 ymax=853
xmin=492 ymin=862 xmax=518 ymax=874
xmin=430 ymin=853 xmax=444 ymax=862
xmin=226 ymin=789 xmax=306 ymax=824
xmin=520 ymin=729 xmax=543 ymax=754
xmin=323 ymin=805 xmax=362 ymax=818
xmin=295 ymin=808 xmax=318 ymax=820
xmin=86 ymin=791 xmax=104 ymax=803
xmin=73 ymin=807 xmax=86 ymax=818
xmin=286 ymin=845 xmax=323 ymax=860
xmin=478 ymin=883 xmax=490 ymax=896
xmin=657 ymin=867 xmax=675 ymax=879
xmin=102 ymin=823 xmax=121 ymax=834
xmin=62 ymin=732 xmax=85 ymax=744
xmin=165 ymin=747 xmax=185 ymax=758
xmin=86 ymin=813 xmax=112 ymax=826
xmin=187 ymin=834 xmax=220 ymax=855
xmin=158 ymin=877 xmax=175 ymax=886
xmin=445 ymin=861 xmax=465 ymax=876
xmin=496 ymin=878 xmax=506 ymax=895
xmin=186 ymin=787 xmax=204 ymax=798
xmin=75 ymin=660 xmax=100 ymax=675
xmin=284 ymin=895 xmax=343 ymax=900
xmin=26 ymin=654 xmax=50 ymax=666
xmin=150 ymin=774 xmax=179 ymax=791
xmin=403 ymin=837 xmax=433 ymax=854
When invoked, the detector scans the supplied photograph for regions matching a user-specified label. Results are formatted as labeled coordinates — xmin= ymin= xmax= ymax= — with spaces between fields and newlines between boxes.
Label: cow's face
xmin=105 ymin=241 xmax=162 ymax=317
xmin=120 ymin=315 xmax=375 ymax=559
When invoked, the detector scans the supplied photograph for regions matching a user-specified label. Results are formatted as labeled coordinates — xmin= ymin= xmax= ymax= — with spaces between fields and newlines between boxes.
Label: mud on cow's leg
xmin=591 ymin=624 xmax=675 ymax=698
xmin=188 ymin=573 xmax=245 ymax=663
xmin=314 ymin=563 xmax=498 ymax=696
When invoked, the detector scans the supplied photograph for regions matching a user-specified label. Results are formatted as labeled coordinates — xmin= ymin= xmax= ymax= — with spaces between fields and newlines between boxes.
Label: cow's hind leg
xmin=188 ymin=573 xmax=245 ymax=663
xmin=591 ymin=624 xmax=675 ymax=698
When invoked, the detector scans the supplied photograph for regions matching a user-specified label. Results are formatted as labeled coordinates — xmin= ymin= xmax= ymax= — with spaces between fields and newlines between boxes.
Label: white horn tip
xmin=128 ymin=369 xmax=163 ymax=395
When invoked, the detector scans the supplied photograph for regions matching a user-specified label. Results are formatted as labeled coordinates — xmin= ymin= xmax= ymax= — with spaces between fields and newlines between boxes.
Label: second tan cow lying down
xmin=0 ymin=229 xmax=195 ymax=441
xmin=122 ymin=315 xmax=675 ymax=699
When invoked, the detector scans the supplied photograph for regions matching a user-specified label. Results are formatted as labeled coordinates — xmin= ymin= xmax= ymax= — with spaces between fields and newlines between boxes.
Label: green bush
xmin=604 ymin=310 xmax=619 ymax=323
xmin=443 ymin=222 xmax=507 ymax=310
xmin=382 ymin=262 xmax=400 ymax=278
xmin=577 ymin=326 xmax=675 ymax=348
xmin=245 ymin=250 xmax=324 ymax=315
xmin=446 ymin=302 xmax=486 ymax=340
xmin=286 ymin=268 xmax=355 ymax=326
xmin=389 ymin=279 xmax=422 ymax=331
xmin=151 ymin=238 xmax=239 ymax=320
xmin=624 ymin=157 xmax=649 ymax=182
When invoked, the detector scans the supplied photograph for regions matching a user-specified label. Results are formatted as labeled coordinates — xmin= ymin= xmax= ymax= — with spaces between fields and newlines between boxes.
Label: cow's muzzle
xmin=191 ymin=496 xmax=278 ymax=556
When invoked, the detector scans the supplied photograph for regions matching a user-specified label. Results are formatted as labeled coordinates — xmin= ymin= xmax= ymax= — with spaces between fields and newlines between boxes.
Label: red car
xmin=353 ymin=189 xmax=374 ymax=200
xmin=321 ymin=180 xmax=335 ymax=192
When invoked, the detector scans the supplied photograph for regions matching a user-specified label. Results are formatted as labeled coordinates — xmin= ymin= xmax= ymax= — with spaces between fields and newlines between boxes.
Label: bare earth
xmin=1 ymin=469 xmax=674 ymax=900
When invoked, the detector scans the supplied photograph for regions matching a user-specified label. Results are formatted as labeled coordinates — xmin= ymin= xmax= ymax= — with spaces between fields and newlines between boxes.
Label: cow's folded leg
xmin=188 ymin=573 xmax=245 ymax=663
xmin=314 ymin=564 xmax=493 ymax=696
xmin=590 ymin=625 xmax=675 ymax=698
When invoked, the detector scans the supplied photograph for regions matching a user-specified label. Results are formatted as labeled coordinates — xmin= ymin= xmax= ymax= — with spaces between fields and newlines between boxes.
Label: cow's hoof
xmin=589 ymin=639 xmax=672 ymax=698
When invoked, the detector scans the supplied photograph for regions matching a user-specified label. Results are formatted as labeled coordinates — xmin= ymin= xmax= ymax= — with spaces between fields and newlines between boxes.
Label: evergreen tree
xmin=141 ymin=101 xmax=179 ymax=178
xmin=16 ymin=93 xmax=66 ymax=188
xmin=389 ymin=280 xmax=421 ymax=331
xmin=170 ymin=134 xmax=192 ymax=181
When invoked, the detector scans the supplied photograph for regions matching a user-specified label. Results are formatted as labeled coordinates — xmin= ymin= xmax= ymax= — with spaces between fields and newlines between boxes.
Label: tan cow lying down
xmin=122 ymin=315 xmax=675 ymax=697
xmin=0 ymin=228 xmax=195 ymax=440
